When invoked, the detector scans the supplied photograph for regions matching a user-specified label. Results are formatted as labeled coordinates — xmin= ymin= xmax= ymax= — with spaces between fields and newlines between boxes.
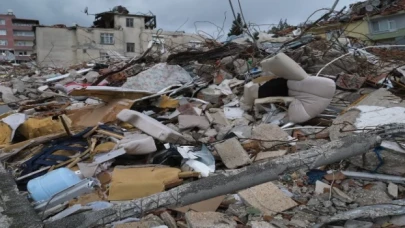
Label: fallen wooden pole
xmin=46 ymin=134 xmax=378 ymax=228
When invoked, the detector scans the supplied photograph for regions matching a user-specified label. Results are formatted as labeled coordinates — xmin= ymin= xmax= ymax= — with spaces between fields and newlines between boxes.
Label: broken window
xmin=0 ymin=20 xmax=5 ymax=25
xmin=126 ymin=18 xmax=134 ymax=27
xmin=100 ymin=33 xmax=114 ymax=44
xmin=0 ymin=30 xmax=6 ymax=35
xmin=126 ymin=43 xmax=135 ymax=52
xmin=0 ymin=40 xmax=7 ymax=46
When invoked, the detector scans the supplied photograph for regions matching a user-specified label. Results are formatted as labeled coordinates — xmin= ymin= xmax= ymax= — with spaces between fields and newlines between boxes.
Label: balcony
xmin=12 ymin=25 xmax=34 ymax=31
xmin=14 ymin=46 xmax=33 ymax=51
xmin=15 ymin=55 xmax=31 ymax=61
xmin=13 ymin=36 xmax=34 ymax=41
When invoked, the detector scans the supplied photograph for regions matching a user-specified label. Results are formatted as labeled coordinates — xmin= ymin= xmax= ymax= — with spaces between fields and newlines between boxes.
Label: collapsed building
xmin=2 ymin=1 xmax=405 ymax=228
xmin=34 ymin=6 xmax=204 ymax=68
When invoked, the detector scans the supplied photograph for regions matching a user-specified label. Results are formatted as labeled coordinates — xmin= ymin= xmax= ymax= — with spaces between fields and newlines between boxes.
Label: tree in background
xmin=269 ymin=18 xmax=291 ymax=34
xmin=228 ymin=13 xmax=247 ymax=37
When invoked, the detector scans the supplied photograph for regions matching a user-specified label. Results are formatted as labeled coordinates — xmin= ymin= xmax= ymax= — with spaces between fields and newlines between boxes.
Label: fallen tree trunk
xmin=46 ymin=134 xmax=378 ymax=228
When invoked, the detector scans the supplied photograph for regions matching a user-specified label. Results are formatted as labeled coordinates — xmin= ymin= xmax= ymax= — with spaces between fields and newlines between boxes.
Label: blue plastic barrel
xmin=27 ymin=168 xmax=81 ymax=202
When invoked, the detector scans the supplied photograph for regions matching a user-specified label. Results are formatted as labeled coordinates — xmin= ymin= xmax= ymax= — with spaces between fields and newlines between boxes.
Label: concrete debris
xmin=3 ymin=4 xmax=405 ymax=228
xmin=238 ymin=182 xmax=298 ymax=215
xmin=213 ymin=137 xmax=251 ymax=168
xmin=388 ymin=182 xmax=399 ymax=198
xmin=252 ymin=124 xmax=290 ymax=149
xmin=344 ymin=220 xmax=374 ymax=228
xmin=185 ymin=211 xmax=236 ymax=228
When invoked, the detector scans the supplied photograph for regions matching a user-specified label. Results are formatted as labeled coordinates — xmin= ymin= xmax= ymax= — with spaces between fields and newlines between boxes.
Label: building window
xmin=0 ymin=30 xmax=6 ymax=35
xmin=100 ymin=51 xmax=109 ymax=60
xmin=18 ymin=51 xmax=28 ymax=56
xmin=0 ymin=20 xmax=5 ymax=25
xmin=126 ymin=18 xmax=134 ymax=27
xmin=14 ymin=30 xmax=34 ymax=36
xmin=126 ymin=43 xmax=135 ymax=52
xmin=372 ymin=19 xmax=397 ymax=33
xmin=100 ymin=33 xmax=114 ymax=44
xmin=15 ymin=41 xmax=32 ymax=46
xmin=0 ymin=40 xmax=7 ymax=46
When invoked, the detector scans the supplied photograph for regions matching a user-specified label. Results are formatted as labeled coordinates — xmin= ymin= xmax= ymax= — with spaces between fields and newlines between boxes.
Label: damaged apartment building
xmin=34 ymin=6 xmax=204 ymax=67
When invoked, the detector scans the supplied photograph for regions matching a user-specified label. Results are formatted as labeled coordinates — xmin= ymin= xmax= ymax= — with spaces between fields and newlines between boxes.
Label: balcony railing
xmin=13 ymin=36 xmax=35 ymax=41
xmin=14 ymin=46 xmax=33 ymax=51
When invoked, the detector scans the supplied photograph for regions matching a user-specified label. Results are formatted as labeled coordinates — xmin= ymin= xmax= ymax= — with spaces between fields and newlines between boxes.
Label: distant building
xmin=35 ymin=6 xmax=204 ymax=67
xmin=307 ymin=0 xmax=405 ymax=44
xmin=0 ymin=9 xmax=39 ymax=63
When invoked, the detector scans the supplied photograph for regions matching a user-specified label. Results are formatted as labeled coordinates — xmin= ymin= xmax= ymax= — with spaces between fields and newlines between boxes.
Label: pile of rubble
xmin=2 ymin=37 xmax=405 ymax=228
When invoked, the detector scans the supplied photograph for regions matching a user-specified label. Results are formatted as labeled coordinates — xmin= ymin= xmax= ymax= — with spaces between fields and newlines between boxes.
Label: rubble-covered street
xmin=3 ymin=1 xmax=405 ymax=228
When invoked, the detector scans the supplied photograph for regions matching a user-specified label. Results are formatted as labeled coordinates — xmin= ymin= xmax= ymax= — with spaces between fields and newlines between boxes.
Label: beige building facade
xmin=35 ymin=12 xmax=204 ymax=67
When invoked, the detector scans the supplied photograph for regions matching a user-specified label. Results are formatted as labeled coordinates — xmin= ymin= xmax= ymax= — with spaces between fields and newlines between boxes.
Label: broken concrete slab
xmin=349 ymin=182 xmax=392 ymax=206
xmin=388 ymin=182 xmax=399 ymax=198
xmin=344 ymin=220 xmax=373 ymax=228
xmin=255 ymin=150 xmax=287 ymax=161
xmin=330 ymin=89 xmax=405 ymax=141
xmin=389 ymin=214 xmax=405 ymax=226
xmin=349 ymin=149 xmax=405 ymax=176
xmin=209 ymin=109 xmax=230 ymax=126
xmin=0 ymin=85 xmax=20 ymax=103
xmin=185 ymin=211 xmax=236 ymax=228
xmin=315 ymin=181 xmax=331 ymax=195
xmin=178 ymin=115 xmax=210 ymax=130
xmin=333 ymin=187 xmax=353 ymax=203
xmin=250 ymin=221 xmax=276 ymax=228
xmin=160 ymin=211 xmax=177 ymax=228
xmin=214 ymin=138 xmax=251 ymax=168
xmin=252 ymin=124 xmax=289 ymax=149
xmin=0 ymin=163 xmax=43 ymax=228
xmin=238 ymin=182 xmax=298 ymax=215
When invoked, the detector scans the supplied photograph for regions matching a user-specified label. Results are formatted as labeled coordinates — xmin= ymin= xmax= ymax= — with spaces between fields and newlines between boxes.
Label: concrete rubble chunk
xmin=178 ymin=115 xmax=210 ymax=130
xmin=84 ymin=71 xmax=100 ymax=83
xmin=250 ymin=221 xmax=276 ymax=228
xmin=349 ymin=182 xmax=392 ymax=206
xmin=344 ymin=220 xmax=374 ymax=228
xmin=389 ymin=214 xmax=405 ymax=226
xmin=315 ymin=181 xmax=331 ymax=195
xmin=349 ymin=149 xmax=405 ymax=176
xmin=214 ymin=138 xmax=251 ymax=168
xmin=388 ymin=182 xmax=399 ymax=198
xmin=185 ymin=211 xmax=236 ymax=228
xmin=255 ymin=150 xmax=287 ymax=161
xmin=238 ymin=182 xmax=298 ymax=215
xmin=209 ymin=109 xmax=230 ymax=126
xmin=160 ymin=211 xmax=177 ymax=228
xmin=0 ymin=85 xmax=20 ymax=103
xmin=333 ymin=187 xmax=353 ymax=203
xmin=252 ymin=124 xmax=289 ymax=149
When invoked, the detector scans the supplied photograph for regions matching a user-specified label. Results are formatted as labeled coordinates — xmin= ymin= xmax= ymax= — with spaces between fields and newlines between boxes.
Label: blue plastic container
xmin=27 ymin=168 xmax=81 ymax=202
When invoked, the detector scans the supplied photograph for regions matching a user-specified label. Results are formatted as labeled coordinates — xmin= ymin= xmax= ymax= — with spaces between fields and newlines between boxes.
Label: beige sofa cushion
xmin=287 ymin=77 xmax=336 ymax=123
xmin=261 ymin=53 xmax=309 ymax=81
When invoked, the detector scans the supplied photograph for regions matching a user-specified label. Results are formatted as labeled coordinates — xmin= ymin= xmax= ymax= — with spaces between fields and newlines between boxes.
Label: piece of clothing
xmin=258 ymin=78 xmax=289 ymax=98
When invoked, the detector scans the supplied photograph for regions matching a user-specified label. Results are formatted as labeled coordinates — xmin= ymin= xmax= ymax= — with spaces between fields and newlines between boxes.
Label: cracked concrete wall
xmin=35 ymin=27 xmax=124 ymax=68
xmin=35 ymin=27 xmax=77 ymax=68
xmin=0 ymin=164 xmax=42 ymax=228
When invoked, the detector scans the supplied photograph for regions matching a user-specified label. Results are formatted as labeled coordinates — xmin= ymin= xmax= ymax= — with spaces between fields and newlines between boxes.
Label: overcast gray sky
xmin=2 ymin=0 xmax=359 ymax=39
